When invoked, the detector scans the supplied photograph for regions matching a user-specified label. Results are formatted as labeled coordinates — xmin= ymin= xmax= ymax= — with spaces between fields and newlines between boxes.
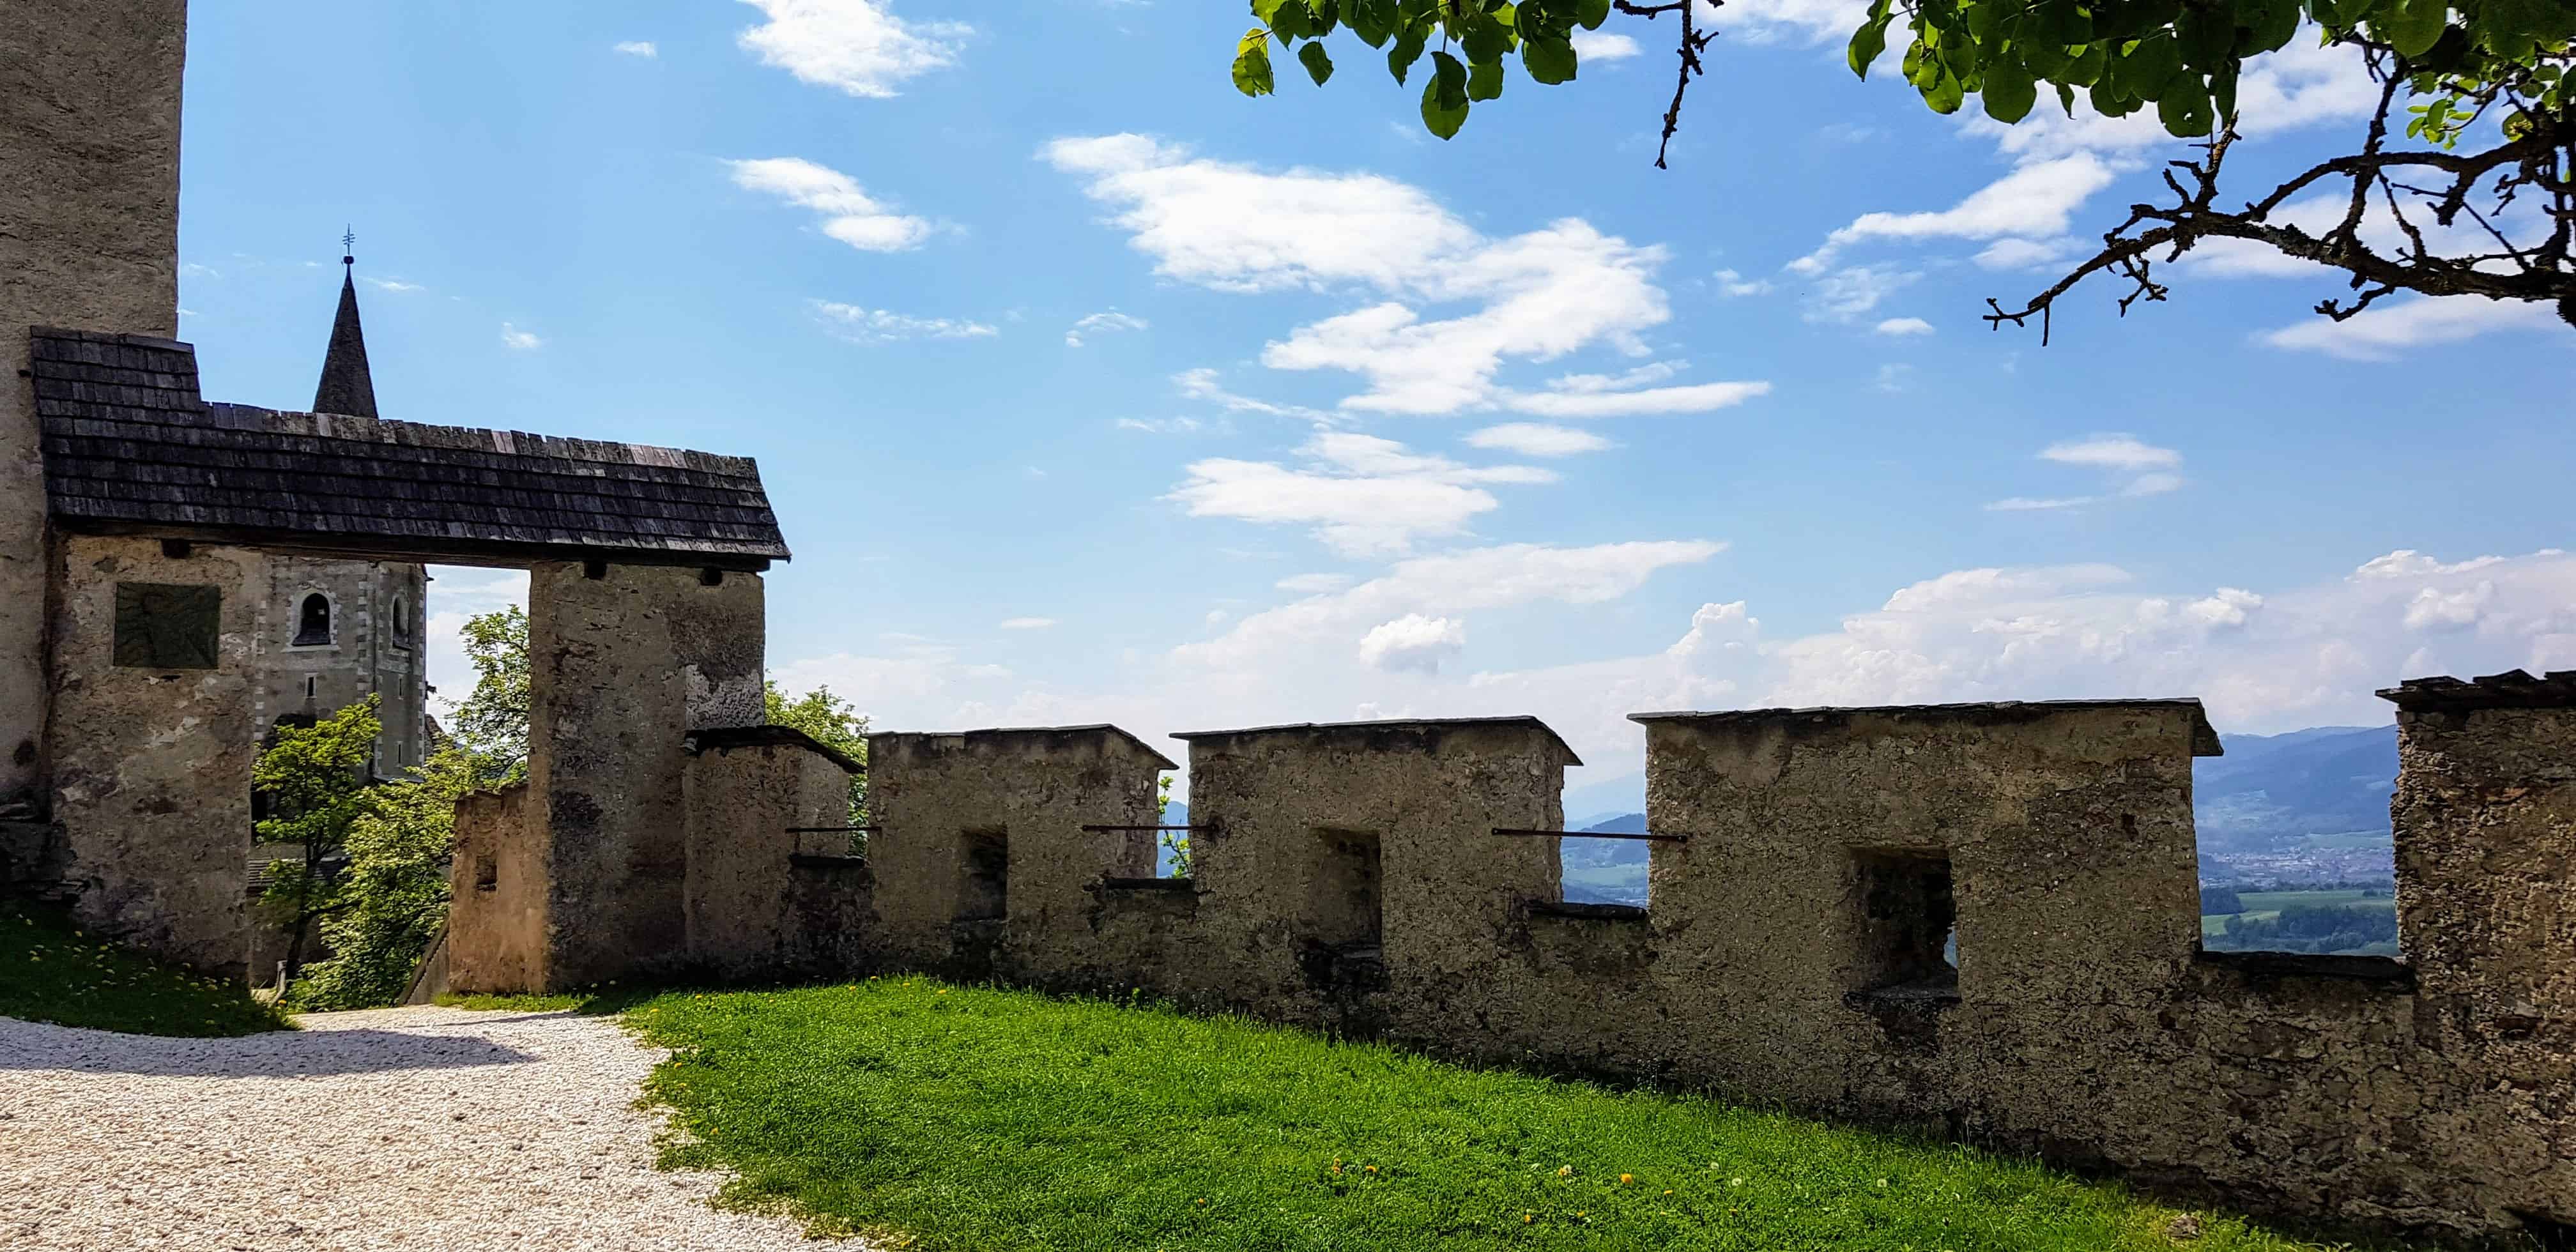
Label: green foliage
xmin=1230 ymin=0 xmax=2575 ymax=149
xmin=0 ymin=899 xmax=291 ymax=1037
xmin=1154 ymin=773 xmax=1193 ymax=877
xmin=1232 ymin=0 xmax=1616 ymax=139
xmin=284 ymin=747 xmax=484 ymax=1011
xmin=765 ymin=680 xmax=871 ymax=832
xmin=2200 ymin=885 xmax=2247 ymax=915
xmin=449 ymin=606 xmax=529 ymax=785
xmin=252 ymin=696 xmax=381 ymax=986
xmin=626 ymin=977 xmax=2336 ymax=1249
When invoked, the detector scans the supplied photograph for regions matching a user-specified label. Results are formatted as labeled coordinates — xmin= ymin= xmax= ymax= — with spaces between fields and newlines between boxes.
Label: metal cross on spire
xmin=342 ymin=225 xmax=356 ymax=269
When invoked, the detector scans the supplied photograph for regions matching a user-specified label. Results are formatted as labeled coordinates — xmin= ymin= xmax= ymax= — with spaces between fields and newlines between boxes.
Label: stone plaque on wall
xmin=112 ymin=583 xmax=222 ymax=669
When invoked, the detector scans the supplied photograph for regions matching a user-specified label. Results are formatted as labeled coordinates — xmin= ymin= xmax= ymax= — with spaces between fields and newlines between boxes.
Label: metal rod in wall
xmin=1491 ymin=827 xmax=1691 ymax=843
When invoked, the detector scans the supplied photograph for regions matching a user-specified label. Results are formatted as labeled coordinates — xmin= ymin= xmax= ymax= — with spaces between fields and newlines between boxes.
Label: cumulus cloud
xmin=1874 ymin=317 xmax=1934 ymax=336
xmin=1794 ymin=154 xmax=2119 ymax=274
xmin=2260 ymin=296 xmax=2561 ymax=361
xmin=1167 ymin=432 xmax=1554 ymax=557
xmin=1358 ymin=614 xmax=1467 ymax=674
xmin=1570 ymin=31 xmax=1643 ymax=61
xmin=613 ymin=40 xmax=658 ymax=57
xmin=809 ymin=300 xmax=997 ymax=343
xmin=364 ymin=278 xmax=425 ymax=293
xmin=736 ymin=0 xmax=969 ymax=97
xmin=1713 ymin=268 xmax=1775 ymax=297
xmin=729 ymin=156 xmax=935 ymax=252
xmin=1989 ymin=434 xmax=2184 ymax=510
xmin=1066 ymin=310 xmax=1147 ymax=347
xmin=499 ymin=323 xmax=542 ymax=351
xmin=1043 ymin=135 xmax=1768 ymax=416
xmin=1466 ymin=423 xmax=1614 ymax=457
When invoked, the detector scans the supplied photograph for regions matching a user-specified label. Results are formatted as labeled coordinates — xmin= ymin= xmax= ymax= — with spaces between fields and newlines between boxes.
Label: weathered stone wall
xmin=522 ymin=561 xmax=765 ymax=989
xmin=0 ymin=0 xmax=187 ymax=808
xmin=864 ymin=726 xmax=1169 ymax=986
xmin=1176 ymin=719 xmax=1577 ymax=1038
xmin=447 ymin=783 xmax=543 ymax=995
xmin=43 ymin=535 xmax=260 ymax=976
xmin=682 ymin=727 xmax=863 ymax=979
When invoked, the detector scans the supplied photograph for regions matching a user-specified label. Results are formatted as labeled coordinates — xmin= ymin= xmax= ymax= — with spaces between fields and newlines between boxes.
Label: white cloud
xmin=1990 ymin=434 xmax=2185 ymax=508
xmin=1571 ymin=31 xmax=1643 ymax=61
xmin=2355 ymin=550 xmax=2515 ymax=580
xmin=1796 ymin=153 xmax=2119 ymax=274
xmin=729 ymin=156 xmax=935 ymax=252
xmin=364 ymin=278 xmax=425 ymax=293
xmin=1972 ymin=238 xmax=2076 ymax=271
xmin=1799 ymin=263 xmax=1917 ymax=322
xmin=1358 ymin=614 xmax=1467 ymax=674
xmin=1114 ymin=416 xmax=1204 ymax=434
xmin=1874 ymin=317 xmax=1934 ymax=336
xmin=1466 ymin=423 xmax=1614 ymax=457
xmin=1167 ymin=432 xmax=1554 ymax=557
xmin=999 ymin=617 xmax=1058 ymax=630
xmin=613 ymin=40 xmax=658 ymax=58
xmin=1276 ymin=572 xmax=1354 ymax=593
xmin=2259 ymin=296 xmax=2561 ymax=361
xmin=810 ymin=300 xmax=997 ymax=343
xmin=1173 ymin=367 xmax=1332 ymax=422
xmin=1045 ymin=135 xmax=1767 ymax=416
xmin=499 ymin=323 xmax=542 ymax=351
xmin=2040 ymin=434 xmax=2182 ymax=471
xmin=1713 ymin=268 xmax=1774 ymax=297
xmin=2404 ymin=583 xmax=2493 ymax=631
xmin=1506 ymin=379 xmax=1772 ymax=418
xmin=1066 ymin=310 xmax=1148 ymax=347
xmin=736 ymin=0 xmax=969 ymax=98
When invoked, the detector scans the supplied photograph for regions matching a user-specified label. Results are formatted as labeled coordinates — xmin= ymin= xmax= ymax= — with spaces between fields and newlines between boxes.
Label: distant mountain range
xmin=1168 ymin=724 xmax=2396 ymax=896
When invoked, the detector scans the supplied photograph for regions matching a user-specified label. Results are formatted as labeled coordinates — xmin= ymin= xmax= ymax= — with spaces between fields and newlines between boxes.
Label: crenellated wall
xmin=447 ymin=677 xmax=2575 ymax=1242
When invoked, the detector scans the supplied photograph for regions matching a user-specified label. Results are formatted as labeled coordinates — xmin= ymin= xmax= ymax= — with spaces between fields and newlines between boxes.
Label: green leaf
xmin=1299 ymin=40 xmax=1336 ymax=84
xmin=2017 ymin=34 xmax=2074 ymax=78
xmin=2116 ymin=33 xmax=2182 ymax=99
xmin=2211 ymin=60 xmax=2239 ymax=120
xmin=2372 ymin=0 xmax=2448 ymax=59
xmin=1388 ymin=24 xmax=1428 ymax=83
xmin=1463 ymin=11 xmax=1513 ymax=61
xmin=1848 ymin=15 xmax=1895 ymax=78
xmin=2057 ymin=80 xmax=2079 ymax=117
xmin=2241 ymin=0 xmax=2303 ymax=54
xmin=1922 ymin=67 xmax=1966 ymax=114
xmin=1578 ymin=0 xmax=1612 ymax=29
xmin=1252 ymin=0 xmax=1287 ymax=25
xmin=1273 ymin=0 xmax=1319 ymax=39
xmin=2175 ymin=4 xmax=2232 ymax=69
xmin=2090 ymin=78 xmax=2140 ymax=117
xmin=2032 ymin=0 xmax=2091 ymax=45
xmin=1522 ymin=31 xmax=1578 ymax=84
xmin=1468 ymin=55 xmax=1506 ymax=100
xmin=1431 ymin=49 xmax=1469 ymax=108
xmin=1350 ymin=0 xmax=1397 ymax=43
xmin=2063 ymin=42 xmax=2107 ymax=87
xmin=1421 ymin=68 xmax=1470 ymax=137
xmin=2157 ymin=77 xmax=2214 ymax=135
xmin=1981 ymin=61 xmax=2038 ymax=122
xmin=1232 ymin=30 xmax=1276 ymax=96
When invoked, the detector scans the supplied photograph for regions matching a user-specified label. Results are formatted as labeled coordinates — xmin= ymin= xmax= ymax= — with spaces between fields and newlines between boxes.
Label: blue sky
xmin=174 ymin=1 xmax=2572 ymax=802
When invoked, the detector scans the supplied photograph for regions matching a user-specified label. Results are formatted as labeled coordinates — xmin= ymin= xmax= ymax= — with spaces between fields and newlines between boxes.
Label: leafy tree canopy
xmin=448 ymin=605 xmax=528 ymax=784
xmin=1229 ymin=0 xmax=2575 ymax=333
xmin=765 ymin=680 xmax=872 ymax=830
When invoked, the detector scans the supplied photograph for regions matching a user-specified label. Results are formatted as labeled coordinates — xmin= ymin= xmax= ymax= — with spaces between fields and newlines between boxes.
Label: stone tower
xmin=0 ymin=0 xmax=190 ymax=814
xmin=254 ymin=264 xmax=430 ymax=776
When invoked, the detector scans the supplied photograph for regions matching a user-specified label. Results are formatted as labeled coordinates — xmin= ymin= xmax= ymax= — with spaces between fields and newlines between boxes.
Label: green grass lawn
xmin=0 ymin=898 xmax=291 ymax=1037
xmin=2200 ymin=890 xmax=2396 ymax=940
xmin=622 ymin=977 xmax=2358 ymax=1252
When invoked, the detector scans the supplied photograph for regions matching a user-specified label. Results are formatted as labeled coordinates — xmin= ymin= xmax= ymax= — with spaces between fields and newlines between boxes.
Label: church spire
xmin=313 ymin=227 xmax=379 ymax=419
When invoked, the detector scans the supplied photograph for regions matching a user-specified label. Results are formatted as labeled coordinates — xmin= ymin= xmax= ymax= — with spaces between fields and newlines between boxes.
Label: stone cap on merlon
xmin=1171 ymin=716 xmax=1583 ymax=767
xmin=2379 ymin=669 xmax=2576 ymax=714
xmin=684 ymin=725 xmax=864 ymax=775
xmin=1629 ymin=698 xmax=2223 ymax=758
xmin=867 ymin=724 xmax=1179 ymax=772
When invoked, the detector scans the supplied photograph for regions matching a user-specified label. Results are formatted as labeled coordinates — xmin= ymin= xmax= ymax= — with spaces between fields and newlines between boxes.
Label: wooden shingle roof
xmin=31 ymin=326 xmax=790 ymax=569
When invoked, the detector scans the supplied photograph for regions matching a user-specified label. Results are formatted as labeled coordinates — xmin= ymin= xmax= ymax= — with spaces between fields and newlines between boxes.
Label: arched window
xmin=294 ymin=593 xmax=332 ymax=646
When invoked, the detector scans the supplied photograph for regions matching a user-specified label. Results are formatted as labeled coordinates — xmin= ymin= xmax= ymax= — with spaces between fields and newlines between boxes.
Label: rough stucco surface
xmin=864 ymin=728 xmax=1165 ymax=986
xmin=523 ymin=562 xmax=765 ymax=989
xmin=683 ymin=736 xmax=859 ymax=979
xmin=45 ymin=535 xmax=259 ymax=977
xmin=0 ymin=0 xmax=187 ymax=807
xmin=447 ymin=784 xmax=543 ymax=995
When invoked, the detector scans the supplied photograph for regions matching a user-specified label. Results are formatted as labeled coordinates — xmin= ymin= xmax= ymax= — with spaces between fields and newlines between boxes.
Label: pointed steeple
xmin=313 ymin=231 xmax=379 ymax=418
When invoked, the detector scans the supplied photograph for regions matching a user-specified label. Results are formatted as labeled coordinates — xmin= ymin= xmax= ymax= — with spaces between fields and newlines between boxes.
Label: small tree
xmin=450 ymin=606 xmax=529 ymax=786
xmin=1156 ymin=773 xmax=1192 ymax=878
xmin=289 ymin=747 xmax=480 ymax=1009
xmin=252 ymin=696 xmax=379 ymax=986
xmin=765 ymin=680 xmax=871 ymax=837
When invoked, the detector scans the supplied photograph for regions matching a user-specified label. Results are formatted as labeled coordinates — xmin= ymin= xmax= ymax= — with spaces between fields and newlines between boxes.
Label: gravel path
xmin=0 ymin=1005 xmax=846 ymax=1251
